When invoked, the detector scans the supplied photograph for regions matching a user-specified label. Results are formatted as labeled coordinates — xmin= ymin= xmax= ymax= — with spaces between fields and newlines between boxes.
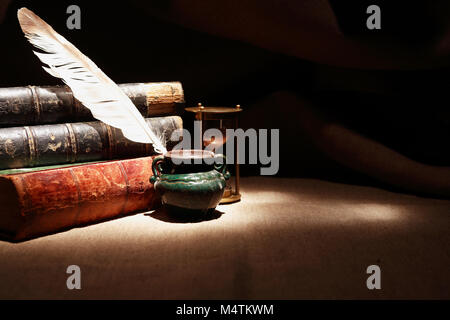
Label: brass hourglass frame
xmin=185 ymin=103 xmax=242 ymax=204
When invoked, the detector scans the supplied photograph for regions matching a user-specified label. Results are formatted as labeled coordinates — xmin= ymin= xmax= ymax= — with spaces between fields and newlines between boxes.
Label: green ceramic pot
xmin=150 ymin=150 xmax=230 ymax=214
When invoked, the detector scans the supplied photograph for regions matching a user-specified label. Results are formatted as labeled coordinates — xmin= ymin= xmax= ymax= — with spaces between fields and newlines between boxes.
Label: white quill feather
xmin=17 ymin=7 xmax=167 ymax=154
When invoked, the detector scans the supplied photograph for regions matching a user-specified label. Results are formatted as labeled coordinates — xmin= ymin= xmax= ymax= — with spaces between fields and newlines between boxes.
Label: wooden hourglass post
xmin=198 ymin=102 xmax=204 ymax=149
xmin=235 ymin=105 xmax=240 ymax=196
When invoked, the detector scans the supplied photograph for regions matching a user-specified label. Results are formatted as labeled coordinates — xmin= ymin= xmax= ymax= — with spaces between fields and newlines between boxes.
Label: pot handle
xmin=214 ymin=154 xmax=230 ymax=180
xmin=150 ymin=155 xmax=165 ymax=184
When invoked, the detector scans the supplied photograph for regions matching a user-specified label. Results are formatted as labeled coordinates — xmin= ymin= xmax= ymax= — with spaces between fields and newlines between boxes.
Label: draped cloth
xmin=138 ymin=0 xmax=450 ymax=197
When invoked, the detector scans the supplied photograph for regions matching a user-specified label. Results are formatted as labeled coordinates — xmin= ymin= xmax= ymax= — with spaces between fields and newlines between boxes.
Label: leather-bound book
xmin=0 ymin=156 xmax=159 ymax=242
xmin=0 ymin=82 xmax=184 ymax=127
xmin=0 ymin=116 xmax=182 ymax=169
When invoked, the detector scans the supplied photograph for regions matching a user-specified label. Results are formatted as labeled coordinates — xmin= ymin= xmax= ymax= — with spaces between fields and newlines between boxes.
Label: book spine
xmin=0 ymin=82 xmax=184 ymax=126
xmin=0 ymin=116 xmax=182 ymax=169
xmin=0 ymin=156 xmax=158 ymax=241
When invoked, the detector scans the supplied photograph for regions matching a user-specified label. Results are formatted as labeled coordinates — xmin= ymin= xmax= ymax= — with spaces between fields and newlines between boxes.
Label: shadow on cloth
xmin=145 ymin=206 xmax=225 ymax=224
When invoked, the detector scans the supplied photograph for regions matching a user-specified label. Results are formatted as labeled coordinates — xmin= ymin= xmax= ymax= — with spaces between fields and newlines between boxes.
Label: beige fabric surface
xmin=0 ymin=177 xmax=449 ymax=299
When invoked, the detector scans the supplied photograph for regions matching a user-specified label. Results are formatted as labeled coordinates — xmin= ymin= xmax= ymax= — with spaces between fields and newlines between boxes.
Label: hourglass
xmin=185 ymin=103 xmax=242 ymax=203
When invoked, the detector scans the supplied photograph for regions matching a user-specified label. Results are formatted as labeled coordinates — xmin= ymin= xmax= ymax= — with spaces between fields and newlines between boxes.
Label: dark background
xmin=1 ymin=0 xmax=449 ymax=194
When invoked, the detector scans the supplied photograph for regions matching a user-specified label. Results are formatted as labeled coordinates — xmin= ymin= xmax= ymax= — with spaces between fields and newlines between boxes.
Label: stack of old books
xmin=0 ymin=82 xmax=184 ymax=241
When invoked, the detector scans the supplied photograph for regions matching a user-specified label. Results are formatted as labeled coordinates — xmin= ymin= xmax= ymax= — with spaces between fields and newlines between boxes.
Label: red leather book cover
xmin=0 ymin=156 xmax=158 ymax=242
